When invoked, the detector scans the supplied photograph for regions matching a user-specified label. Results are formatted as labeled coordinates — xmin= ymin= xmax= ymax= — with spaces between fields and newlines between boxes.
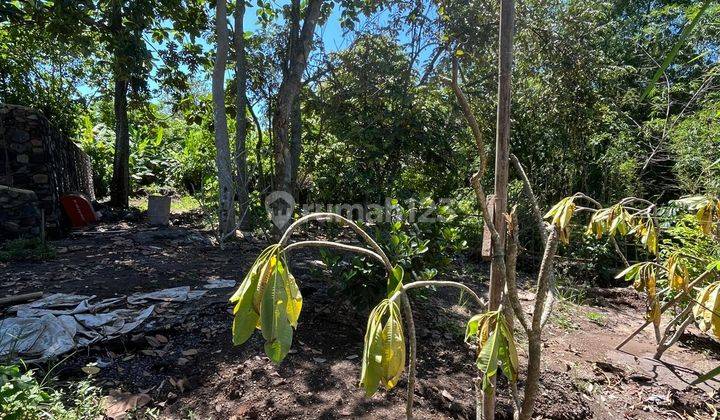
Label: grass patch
xmin=0 ymin=238 xmax=56 ymax=262
xmin=129 ymin=195 xmax=201 ymax=214
xmin=172 ymin=195 xmax=202 ymax=213
xmin=585 ymin=311 xmax=607 ymax=326
xmin=552 ymin=311 xmax=579 ymax=331
xmin=552 ymin=301 xmax=579 ymax=331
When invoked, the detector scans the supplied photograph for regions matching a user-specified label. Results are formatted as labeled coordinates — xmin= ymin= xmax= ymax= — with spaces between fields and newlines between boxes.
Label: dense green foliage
xmin=1 ymin=0 xmax=718 ymax=255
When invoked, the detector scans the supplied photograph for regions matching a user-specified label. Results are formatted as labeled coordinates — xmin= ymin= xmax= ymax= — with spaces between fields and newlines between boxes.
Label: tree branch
xmin=283 ymin=240 xmax=387 ymax=269
xmin=390 ymin=280 xmax=487 ymax=310
xmin=279 ymin=212 xmax=392 ymax=269
xmin=616 ymin=269 xmax=715 ymax=350
xmin=535 ymin=228 xmax=560 ymax=330
xmin=505 ymin=210 xmax=529 ymax=333
xmin=509 ymin=153 xmax=547 ymax=243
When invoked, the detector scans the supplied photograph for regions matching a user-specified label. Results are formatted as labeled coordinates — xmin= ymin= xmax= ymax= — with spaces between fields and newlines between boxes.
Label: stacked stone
xmin=0 ymin=185 xmax=41 ymax=239
xmin=0 ymin=104 xmax=94 ymax=237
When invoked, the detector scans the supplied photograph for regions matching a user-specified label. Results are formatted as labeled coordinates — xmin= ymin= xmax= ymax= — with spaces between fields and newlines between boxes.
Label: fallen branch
xmin=0 ymin=292 xmax=43 ymax=307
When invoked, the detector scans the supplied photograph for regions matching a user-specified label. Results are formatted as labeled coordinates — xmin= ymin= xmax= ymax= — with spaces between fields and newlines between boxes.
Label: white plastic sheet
xmin=0 ymin=285 xmax=205 ymax=361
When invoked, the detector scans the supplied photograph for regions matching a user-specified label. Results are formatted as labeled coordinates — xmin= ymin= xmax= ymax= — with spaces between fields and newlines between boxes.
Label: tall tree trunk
xmin=234 ymin=0 xmax=249 ymax=229
xmin=290 ymin=94 xmax=301 ymax=195
xmin=250 ymin=102 xmax=265 ymax=191
xmin=109 ymin=0 xmax=130 ymax=208
xmin=288 ymin=0 xmax=301 ymax=196
xmin=110 ymin=78 xmax=130 ymax=208
xmin=213 ymin=0 xmax=236 ymax=237
xmin=272 ymin=0 xmax=323 ymax=209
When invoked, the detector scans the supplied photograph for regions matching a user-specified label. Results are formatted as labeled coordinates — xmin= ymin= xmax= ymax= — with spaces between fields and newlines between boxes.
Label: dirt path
xmin=1 ymin=219 xmax=719 ymax=419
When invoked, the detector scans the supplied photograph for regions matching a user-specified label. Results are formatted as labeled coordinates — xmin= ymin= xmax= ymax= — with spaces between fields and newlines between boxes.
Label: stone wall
xmin=0 ymin=104 xmax=94 ymax=235
xmin=0 ymin=185 xmax=41 ymax=239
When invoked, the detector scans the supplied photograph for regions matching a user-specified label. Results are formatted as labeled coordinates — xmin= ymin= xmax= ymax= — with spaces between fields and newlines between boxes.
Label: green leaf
xmin=231 ymin=260 xmax=263 ymax=345
xmin=387 ymin=265 xmax=404 ymax=297
xmin=360 ymin=301 xmax=386 ymax=396
xmin=640 ymin=0 xmax=712 ymax=101
xmin=615 ymin=262 xmax=643 ymax=280
xmin=260 ymin=260 xmax=293 ymax=363
xmin=691 ymin=364 xmax=720 ymax=386
xmin=497 ymin=318 xmax=519 ymax=383
xmin=477 ymin=328 xmax=500 ymax=392
xmin=706 ymin=260 xmax=720 ymax=272
xmin=465 ymin=314 xmax=483 ymax=342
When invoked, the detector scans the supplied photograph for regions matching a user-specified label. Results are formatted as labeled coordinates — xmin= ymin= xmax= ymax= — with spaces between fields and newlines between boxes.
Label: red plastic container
xmin=60 ymin=194 xmax=97 ymax=228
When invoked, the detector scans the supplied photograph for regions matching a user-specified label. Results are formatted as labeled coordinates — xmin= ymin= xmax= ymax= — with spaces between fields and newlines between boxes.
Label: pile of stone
xmin=0 ymin=185 xmax=42 ymax=238
xmin=0 ymin=104 xmax=94 ymax=238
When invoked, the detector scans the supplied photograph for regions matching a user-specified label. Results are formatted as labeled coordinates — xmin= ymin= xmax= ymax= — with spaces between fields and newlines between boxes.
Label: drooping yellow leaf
xmin=284 ymin=270 xmax=303 ymax=328
xmin=360 ymin=301 xmax=386 ymax=396
xmin=558 ymin=201 xmax=576 ymax=230
xmin=230 ymin=246 xmax=280 ymax=346
xmin=666 ymin=253 xmax=689 ymax=291
xmin=694 ymin=282 xmax=720 ymax=339
xmin=254 ymin=254 xmax=278 ymax=313
xmin=230 ymin=245 xmax=278 ymax=303
xmin=544 ymin=197 xmax=569 ymax=220
xmin=697 ymin=203 xmax=715 ymax=235
xmin=380 ymin=309 xmax=405 ymax=389
xmin=360 ymin=300 xmax=406 ymax=396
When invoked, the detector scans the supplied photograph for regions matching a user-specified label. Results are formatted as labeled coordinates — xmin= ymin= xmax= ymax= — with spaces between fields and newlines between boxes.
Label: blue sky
xmin=79 ymin=3 xmax=426 ymax=103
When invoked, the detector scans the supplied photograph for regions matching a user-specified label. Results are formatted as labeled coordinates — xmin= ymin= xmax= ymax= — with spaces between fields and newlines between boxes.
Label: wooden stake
xmin=485 ymin=0 xmax=515 ymax=419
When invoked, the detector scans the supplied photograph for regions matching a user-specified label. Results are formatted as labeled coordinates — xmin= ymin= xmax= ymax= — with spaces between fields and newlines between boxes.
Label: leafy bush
xmin=668 ymin=97 xmax=720 ymax=195
xmin=0 ymin=363 xmax=103 ymax=420
xmin=314 ymin=198 xmax=472 ymax=308
xmin=661 ymin=213 xmax=720 ymax=278
xmin=76 ymin=116 xmax=115 ymax=198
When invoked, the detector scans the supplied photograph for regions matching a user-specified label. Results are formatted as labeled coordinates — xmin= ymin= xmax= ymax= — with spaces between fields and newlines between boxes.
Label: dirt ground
xmin=2 ymin=213 xmax=720 ymax=419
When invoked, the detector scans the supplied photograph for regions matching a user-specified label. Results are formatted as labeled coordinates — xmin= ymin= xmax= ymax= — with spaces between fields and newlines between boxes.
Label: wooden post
xmin=484 ymin=0 xmax=514 ymax=419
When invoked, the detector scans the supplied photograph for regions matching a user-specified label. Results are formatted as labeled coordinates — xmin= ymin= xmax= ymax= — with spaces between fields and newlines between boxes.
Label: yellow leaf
xmin=284 ymin=271 xmax=303 ymax=328
xmin=694 ymin=282 xmax=720 ymax=339
xmin=254 ymin=255 xmax=277 ymax=313
xmin=380 ymin=312 xmax=405 ymax=389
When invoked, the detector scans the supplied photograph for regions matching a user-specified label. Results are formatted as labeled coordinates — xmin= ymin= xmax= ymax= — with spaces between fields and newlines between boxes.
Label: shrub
xmin=0 ymin=363 xmax=103 ymax=420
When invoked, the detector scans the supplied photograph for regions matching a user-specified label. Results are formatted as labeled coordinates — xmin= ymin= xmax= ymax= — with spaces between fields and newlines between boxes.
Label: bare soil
xmin=2 ymin=214 xmax=719 ymax=419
